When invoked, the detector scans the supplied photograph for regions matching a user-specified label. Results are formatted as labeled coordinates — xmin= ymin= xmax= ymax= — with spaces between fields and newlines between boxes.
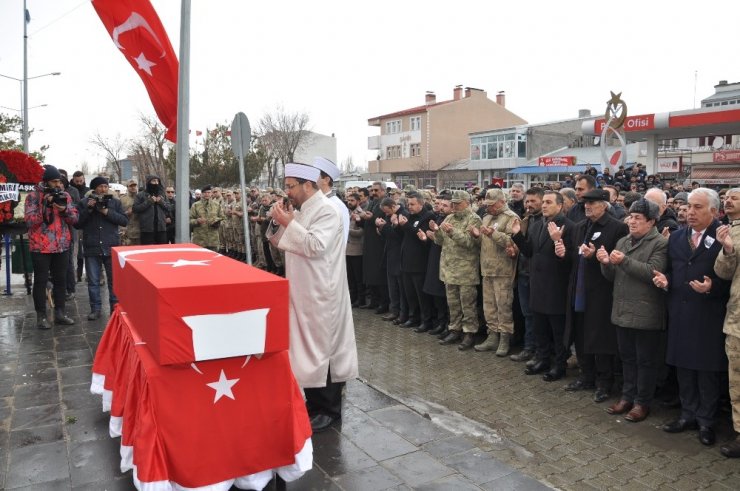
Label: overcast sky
xmin=1 ymin=0 xmax=739 ymax=176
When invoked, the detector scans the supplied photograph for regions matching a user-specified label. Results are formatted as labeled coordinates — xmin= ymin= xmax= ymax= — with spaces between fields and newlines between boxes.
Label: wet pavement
xmin=0 ymin=263 xmax=551 ymax=490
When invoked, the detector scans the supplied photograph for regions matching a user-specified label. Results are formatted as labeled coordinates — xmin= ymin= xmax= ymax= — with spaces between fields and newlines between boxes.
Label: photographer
xmin=75 ymin=176 xmax=127 ymax=320
xmin=24 ymin=165 xmax=79 ymax=329
xmin=133 ymin=175 xmax=170 ymax=245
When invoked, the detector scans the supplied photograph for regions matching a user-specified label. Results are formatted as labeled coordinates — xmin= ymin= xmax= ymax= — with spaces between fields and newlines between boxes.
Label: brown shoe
xmin=458 ymin=333 xmax=475 ymax=351
xmin=624 ymin=404 xmax=650 ymax=423
xmin=606 ymin=399 xmax=633 ymax=415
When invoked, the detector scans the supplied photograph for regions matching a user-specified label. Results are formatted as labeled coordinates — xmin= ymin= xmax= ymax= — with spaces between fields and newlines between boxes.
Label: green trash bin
xmin=11 ymin=237 xmax=33 ymax=274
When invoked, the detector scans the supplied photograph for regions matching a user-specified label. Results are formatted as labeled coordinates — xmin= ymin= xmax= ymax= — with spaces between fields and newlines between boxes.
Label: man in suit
xmin=512 ymin=191 xmax=574 ymax=382
xmin=359 ymin=182 xmax=390 ymax=312
xmin=654 ymin=188 xmax=730 ymax=447
xmin=560 ymin=189 xmax=629 ymax=401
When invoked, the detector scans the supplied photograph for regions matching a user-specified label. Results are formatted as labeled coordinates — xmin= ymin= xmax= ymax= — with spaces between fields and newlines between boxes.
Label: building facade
xmin=367 ymin=86 xmax=527 ymax=188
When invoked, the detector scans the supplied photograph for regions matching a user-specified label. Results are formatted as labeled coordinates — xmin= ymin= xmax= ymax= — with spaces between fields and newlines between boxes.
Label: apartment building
xmin=367 ymin=86 xmax=526 ymax=188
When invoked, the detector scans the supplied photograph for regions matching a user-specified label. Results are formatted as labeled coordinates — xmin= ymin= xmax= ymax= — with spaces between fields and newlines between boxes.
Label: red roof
xmin=369 ymin=99 xmax=454 ymax=122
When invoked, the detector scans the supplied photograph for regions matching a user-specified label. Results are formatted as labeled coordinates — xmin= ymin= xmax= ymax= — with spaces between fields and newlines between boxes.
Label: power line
xmin=28 ymin=0 xmax=88 ymax=37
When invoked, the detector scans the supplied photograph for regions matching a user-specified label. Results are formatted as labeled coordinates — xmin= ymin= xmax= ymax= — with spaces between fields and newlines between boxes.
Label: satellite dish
xmin=712 ymin=136 xmax=724 ymax=149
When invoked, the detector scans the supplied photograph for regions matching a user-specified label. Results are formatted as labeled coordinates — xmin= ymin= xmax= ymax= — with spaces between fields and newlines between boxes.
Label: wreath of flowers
xmin=0 ymin=149 xmax=44 ymax=184
xmin=0 ymin=150 xmax=44 ymax=225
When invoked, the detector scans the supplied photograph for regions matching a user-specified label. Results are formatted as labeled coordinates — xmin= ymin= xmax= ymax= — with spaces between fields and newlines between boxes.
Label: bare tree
xmin=257 ymin=106 xmax=311 ymax=188
xmin=90 ymin=132 xmax=127 ymax=181
xmin=130 ymin=114 xmax=172 ymax=186
xmin=341 ymin=155 xmax=357 ymax=175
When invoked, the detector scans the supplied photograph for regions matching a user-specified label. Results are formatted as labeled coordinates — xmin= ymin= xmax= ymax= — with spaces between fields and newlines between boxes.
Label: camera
xmin=90 ymin=193 xmax=113 ymax=210
xmin=44 ymin=187 xmax=68 ymax=207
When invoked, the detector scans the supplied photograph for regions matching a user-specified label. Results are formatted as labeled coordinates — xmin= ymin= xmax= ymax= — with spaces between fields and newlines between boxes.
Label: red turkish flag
xmin=92 ymin=0 xmax=179 ymax=142
xmin=93 ymin=309 xmax=312 ymax=487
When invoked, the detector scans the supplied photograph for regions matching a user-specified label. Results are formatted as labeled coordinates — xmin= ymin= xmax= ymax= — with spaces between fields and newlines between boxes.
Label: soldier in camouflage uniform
xmin=269 ymin=191 xmax=286 ymax=275
xmin=232 ymin=190 xmax=246 ymax=261
xmin=119 ymin=179 xmax=141 ymax=245
xmin=189 ymin=185 xmax=224 ymax=251
xmin=714 ymin=188 xmax=740 ymax=458
xmin=251 ymin=194 xmax=272 ymax=269
xmin=431 ymin=190 xmax=482 ymax=350
xmin=470 ymin=188 xmax=519 ymax=356
xmin=220 ymin=190 xmax=235 ymax=256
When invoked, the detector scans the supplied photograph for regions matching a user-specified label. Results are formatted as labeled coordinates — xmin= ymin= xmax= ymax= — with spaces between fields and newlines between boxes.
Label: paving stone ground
xmin=353 ymin=308 xmax=740 ymax=490
xmin=0 ymin=263 xmax=550 ymax=490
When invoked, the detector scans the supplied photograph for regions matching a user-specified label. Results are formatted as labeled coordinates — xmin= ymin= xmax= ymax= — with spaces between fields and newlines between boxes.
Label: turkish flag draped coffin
xmin=92 ymin=308 xmax=313 ymax=490
xmin=112 ymin=244 xmax=289 ymax=365
xmin=91 ymin=0 xmax=179 ymax=141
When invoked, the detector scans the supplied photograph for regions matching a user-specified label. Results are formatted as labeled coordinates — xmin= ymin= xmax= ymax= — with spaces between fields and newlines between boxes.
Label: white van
xmin=340 ymin=180 xmax=398 ymax=190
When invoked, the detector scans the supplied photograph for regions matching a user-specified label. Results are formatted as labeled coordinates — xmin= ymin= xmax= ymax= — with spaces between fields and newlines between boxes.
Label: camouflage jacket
xmin=189 ymin=198 xmax=223 ymax=248
xmin=478 ymin=206 xmax=518 ymax=277
xmin=714 ymin=220 xmax=740 ymax=337
xmin=433 ymin=208 xmax=481 ymax=285
xmin=119 ymin=191 xmax=140 ymax=239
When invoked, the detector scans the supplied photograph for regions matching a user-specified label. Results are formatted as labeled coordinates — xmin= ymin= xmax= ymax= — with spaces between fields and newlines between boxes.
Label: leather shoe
xmin=593 ymin=388 xmax=610 ymax=403
xmin=381 ymin=313 xmax=399 ymax=322
xmin=524 ymin=360 xmax=550 ymax=375
xmin=720 ymin=437 xmax=740 ymax=458
xmin=401 ymin=319 xmax=420 ymax=328
xmin=414 ymin=324 xmax=432 ymax=333
xmin=663 ymin=419 xmax=698 ymax=433
xmin=428 ymin=324 xmax=446 ymax=336
xmin=699 ymin=426 xmax=716 ymax=446
xmin=458 ymin=333 xmax=475 ymax=351
xmin=510 ymin=349 xmax=534 ymax=362
xmin=310 ymin=414 xmax=339 ymax=433
xmin=436 ymin=329 xmax=450 ymax=340
xmin=54 ymin=314 xmax=75 ymax=325
xmin=624 ymin=404 xmax=650 ymax=422
xmin=374 ymin=306 xmax=389 ymax=315
xmin=542 ymin=368 xmax=565 ymax=382
xmin=87 ymin=311 xmax=101 ymax=321
xmin=358 ymin=303 xmax=376 ymax=309
xmin=606 ymin=399 xmax=633 ymax=415
xmin=564 ymin=379 xmax=596 ymax=392
xmin=392 ymin=317 xmax=408 ymax=326
xmin=439 ymin=331 xmax=462 ymax=345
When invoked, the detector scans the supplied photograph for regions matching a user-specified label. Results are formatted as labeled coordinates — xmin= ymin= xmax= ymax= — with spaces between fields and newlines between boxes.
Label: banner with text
xmin=0 ymin=183 xmax=20 ymax=203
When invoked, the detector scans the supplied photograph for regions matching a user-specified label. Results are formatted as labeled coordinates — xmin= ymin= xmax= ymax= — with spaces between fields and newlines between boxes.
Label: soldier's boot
xmin=474 ymin=331 xmax=499 ymax=352
xmin=439 ymin=330 xmax=462 ymax=345
xmin=496 ymin=333 xmax=511 ymax=357
xmin=458 ymin=333 xmax=476 ymax=351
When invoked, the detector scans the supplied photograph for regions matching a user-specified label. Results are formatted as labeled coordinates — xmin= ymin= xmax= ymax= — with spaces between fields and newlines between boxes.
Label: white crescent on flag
xmin=111 ymin=11 xmax=166 ymax=57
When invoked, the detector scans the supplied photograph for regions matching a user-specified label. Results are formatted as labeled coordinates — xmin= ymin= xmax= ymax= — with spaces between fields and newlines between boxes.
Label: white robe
xmin=327 ymin=193 xmax=350 ymax=244
xmin=268 ymin=191 xmax=358 ymax=388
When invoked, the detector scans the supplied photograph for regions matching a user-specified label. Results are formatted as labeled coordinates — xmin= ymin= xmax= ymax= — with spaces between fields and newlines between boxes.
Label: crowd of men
xmin=24 ymin=162 xmax=740 ymax=451
xmin=302 ymin=170 xmax=740 ymax=459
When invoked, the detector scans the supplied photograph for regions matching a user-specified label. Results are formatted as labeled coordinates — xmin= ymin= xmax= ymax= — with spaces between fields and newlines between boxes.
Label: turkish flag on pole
xmin=92 ymin=0 xmax=179 ymax=142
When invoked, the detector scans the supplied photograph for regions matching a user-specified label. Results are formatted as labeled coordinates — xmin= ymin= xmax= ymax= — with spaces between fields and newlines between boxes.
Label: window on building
xmin=417 ymin=174 xmax=436 ymax=188
xmin=385 ymin=120 xmax=401 ymax=134
xmin=410 ymin=116 xmax=421 ymax=131
xmin=471 ymin=133 xmax=527 ymax=160
xmin=395 ymin=175 xmax=415 ymax=188
xmin=410 ymin=143 xmax=421 ymax=157
xmin=386 ymin=145 xmax=402 ymax=159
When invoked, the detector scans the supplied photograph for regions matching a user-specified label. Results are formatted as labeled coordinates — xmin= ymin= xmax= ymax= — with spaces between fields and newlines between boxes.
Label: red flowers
xmin=0 ymin=150 xmax=44 ymax=184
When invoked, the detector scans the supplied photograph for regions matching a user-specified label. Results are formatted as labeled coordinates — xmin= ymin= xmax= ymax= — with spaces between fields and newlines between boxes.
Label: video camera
xmin=90 ymin=193 xmax=114 ymax=211
xmin=44 ymin=187 xmax=68 ymax=207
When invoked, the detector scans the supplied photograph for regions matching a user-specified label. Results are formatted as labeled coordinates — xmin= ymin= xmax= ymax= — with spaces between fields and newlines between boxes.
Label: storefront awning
xmin=507 ymin=164 xmax=601 ymax=175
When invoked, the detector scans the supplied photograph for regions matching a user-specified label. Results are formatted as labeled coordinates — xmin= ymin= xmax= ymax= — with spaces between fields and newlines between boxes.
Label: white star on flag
xmin=206 ymin=369 xmax=239 ymax=403
xmin=134 ymin=52 xmax=156 ymax=75
xmin=157 ymin=259 xmax=212 ymax=267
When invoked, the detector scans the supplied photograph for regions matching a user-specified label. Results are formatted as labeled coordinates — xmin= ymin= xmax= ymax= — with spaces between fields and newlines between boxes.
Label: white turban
xmin=311 ymin=156 xmax=341 ymax=181
xmin=284 ymin=163 xmax=320 ymax=182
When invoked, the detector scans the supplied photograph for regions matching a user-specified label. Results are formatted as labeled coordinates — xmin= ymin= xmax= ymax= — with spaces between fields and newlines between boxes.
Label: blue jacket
xmin=75 ymin=195 xmax=128 ymax=256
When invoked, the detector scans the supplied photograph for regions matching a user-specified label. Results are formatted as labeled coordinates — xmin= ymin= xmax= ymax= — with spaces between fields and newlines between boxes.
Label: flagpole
xmin=22 ymin=0 xmax=29 ymax=153
xmin=175 ymin=0 xmax=191 ymax=244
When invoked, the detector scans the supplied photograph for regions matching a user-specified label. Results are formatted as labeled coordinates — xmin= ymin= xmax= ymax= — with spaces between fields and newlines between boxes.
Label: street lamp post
xmin=0 ymin=72 xmax=59 ymax=153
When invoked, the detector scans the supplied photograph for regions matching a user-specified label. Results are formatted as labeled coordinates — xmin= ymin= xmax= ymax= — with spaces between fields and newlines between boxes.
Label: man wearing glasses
xmin=165 ymin=186 xmax=176 ymax=244
xmin=119 ymin=179 xmax=141 ymax=245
